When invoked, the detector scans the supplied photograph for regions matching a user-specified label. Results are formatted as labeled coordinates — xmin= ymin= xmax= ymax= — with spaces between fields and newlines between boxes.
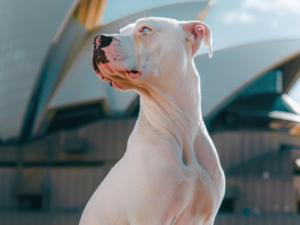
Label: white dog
xmin=80 ymin=17 xmax=225 ymax=225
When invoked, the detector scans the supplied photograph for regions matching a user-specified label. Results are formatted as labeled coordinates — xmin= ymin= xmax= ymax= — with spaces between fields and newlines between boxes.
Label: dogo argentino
xmin=80 ymin=17 xmax=225 ymax=225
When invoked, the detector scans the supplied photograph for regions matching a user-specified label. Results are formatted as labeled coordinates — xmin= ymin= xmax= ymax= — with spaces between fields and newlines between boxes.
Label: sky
xmin=103 ymin=0 xmax=300 ymax=49
xmin=199 ymin=0 xmax=300 ymax=53
xmin=103 ymin=0 xmax=300 ymax=106
xmin=102 ymin=0 xmax=199 ymax=24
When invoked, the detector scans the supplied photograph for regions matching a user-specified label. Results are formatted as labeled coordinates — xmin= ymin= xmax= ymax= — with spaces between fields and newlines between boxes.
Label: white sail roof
xmin=196 ymin=40 xmax=300 ymax=118
xmin=0 ymin=0 xmax=74 ymax=140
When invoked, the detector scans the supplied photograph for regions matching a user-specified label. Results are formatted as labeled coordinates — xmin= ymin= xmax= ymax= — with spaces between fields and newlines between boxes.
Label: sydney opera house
xmin=1 ymin=0 xmax=300 ymax=224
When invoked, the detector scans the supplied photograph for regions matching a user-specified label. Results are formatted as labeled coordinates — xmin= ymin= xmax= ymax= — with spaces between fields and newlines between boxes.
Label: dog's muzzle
xmin=92 ymin=35 xmax=125 ymax=73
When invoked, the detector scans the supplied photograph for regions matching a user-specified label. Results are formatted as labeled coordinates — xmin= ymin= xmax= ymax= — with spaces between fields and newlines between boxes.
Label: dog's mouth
xmin=125 ymin=69 xmax=142 ymax=79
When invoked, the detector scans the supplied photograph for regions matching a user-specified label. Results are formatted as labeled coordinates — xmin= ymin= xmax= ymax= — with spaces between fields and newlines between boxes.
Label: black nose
xmin=93 ymin=35 xmax=113 ymax=50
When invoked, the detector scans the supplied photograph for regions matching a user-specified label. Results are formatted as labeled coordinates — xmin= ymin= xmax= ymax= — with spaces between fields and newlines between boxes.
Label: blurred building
xmin=0 ymin=0 xmax=300 ymax=224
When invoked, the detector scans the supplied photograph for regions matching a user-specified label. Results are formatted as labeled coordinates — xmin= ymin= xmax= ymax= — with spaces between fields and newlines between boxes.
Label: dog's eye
xmin=141 ymin=27 xmax=151 ymax=33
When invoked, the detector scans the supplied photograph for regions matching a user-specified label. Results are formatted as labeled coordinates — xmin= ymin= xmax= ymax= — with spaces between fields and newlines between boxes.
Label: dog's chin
xmin=93 ymin=66 xmax=153 ymax=97
xmin=92 ymin=68 xmax=133 ymax=91
xmin=94 ymin=61 xmax=145 ymax=87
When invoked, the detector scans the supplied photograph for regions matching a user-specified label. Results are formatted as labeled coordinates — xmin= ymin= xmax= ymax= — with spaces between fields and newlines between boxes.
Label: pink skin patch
xmin=96 ymin=63 xmax=124 ymax=90
xmin=102 ymin=45 xmax=126 ymax=62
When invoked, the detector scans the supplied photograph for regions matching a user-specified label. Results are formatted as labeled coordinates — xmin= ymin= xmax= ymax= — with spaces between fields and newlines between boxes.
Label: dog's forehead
xmin=139 ymin=17 xmax=179 ymax=30
xmin=119 ymin=23 xmax=135 ymax=35
xmin=119 ymin=17 xmax=178 ymax=35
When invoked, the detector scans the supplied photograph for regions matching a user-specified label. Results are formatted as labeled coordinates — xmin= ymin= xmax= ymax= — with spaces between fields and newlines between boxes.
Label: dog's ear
xmin=180 ymin=21 xmax=213 ymax=58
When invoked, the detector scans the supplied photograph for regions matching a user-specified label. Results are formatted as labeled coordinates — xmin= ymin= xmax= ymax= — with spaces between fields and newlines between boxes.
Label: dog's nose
xmin=93 ymin=35 xmax=120 ymax=50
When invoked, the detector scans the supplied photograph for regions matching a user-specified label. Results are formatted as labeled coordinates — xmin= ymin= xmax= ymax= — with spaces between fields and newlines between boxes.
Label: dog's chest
xmin=167 ymin=171 xmax=215 ymax=225
xmin=121 ymin=148 xmax=215 ymax=225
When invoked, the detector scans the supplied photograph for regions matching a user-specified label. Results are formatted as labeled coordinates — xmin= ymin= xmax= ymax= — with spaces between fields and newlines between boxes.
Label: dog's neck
xmin=136 ymin=60 xmax=203 ymax=163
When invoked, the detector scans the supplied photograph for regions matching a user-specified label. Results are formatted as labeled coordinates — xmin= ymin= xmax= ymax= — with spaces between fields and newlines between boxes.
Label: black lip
xmin=92 ymin=35 xmax=114 ymax=72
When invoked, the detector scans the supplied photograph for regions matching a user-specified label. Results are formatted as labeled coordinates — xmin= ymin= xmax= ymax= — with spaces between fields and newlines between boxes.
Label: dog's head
xmin=92 ymin=17 xmax=212 ymax=95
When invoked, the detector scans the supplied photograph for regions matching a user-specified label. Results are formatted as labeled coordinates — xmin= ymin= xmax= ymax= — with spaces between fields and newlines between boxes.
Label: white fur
xmin=80 ymin=17 xmax=225 ymax=225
